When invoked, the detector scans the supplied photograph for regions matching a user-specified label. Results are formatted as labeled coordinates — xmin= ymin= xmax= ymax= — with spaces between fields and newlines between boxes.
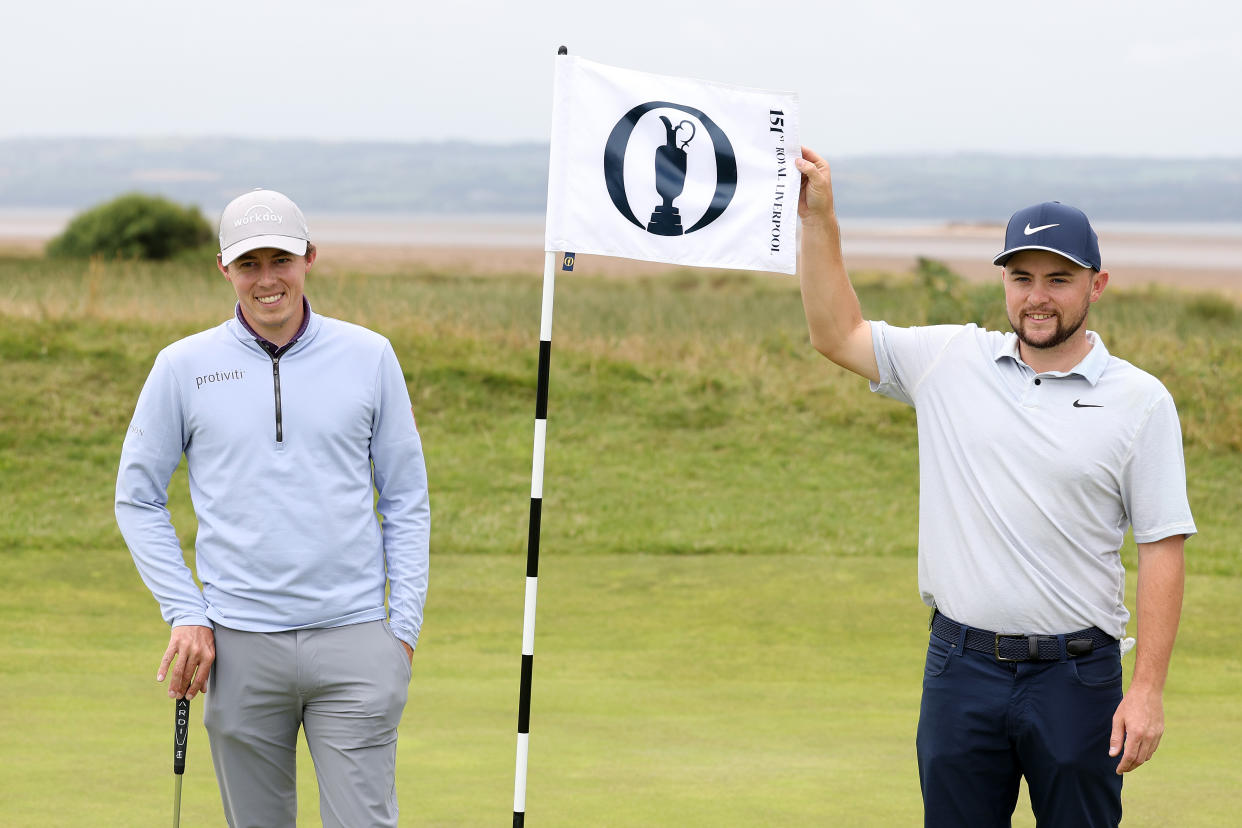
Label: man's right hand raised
xmin=793 ymin=146 xmax=879 ymax=381
xmin=796 ymin=146 xmax=837 ymax=225
xmin=159 ymin=624 xmax=215 ymax=700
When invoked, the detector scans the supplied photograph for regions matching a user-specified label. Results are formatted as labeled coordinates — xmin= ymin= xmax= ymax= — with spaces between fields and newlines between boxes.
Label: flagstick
xmin=513 ymin=248 xmax=564 ymax=827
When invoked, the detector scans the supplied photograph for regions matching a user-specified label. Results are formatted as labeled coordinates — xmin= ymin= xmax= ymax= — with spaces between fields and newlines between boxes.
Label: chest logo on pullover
xmin=196 ymin=369 xmax=247 ymax=389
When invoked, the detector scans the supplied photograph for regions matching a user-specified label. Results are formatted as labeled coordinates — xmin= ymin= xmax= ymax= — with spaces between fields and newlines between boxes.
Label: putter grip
xmin=173 ymin=697 xmax=190 ymax=775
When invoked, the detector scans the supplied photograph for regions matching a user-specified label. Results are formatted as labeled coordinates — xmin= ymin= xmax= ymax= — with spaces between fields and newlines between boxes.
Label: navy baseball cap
xmin=992 ymin=201 xmax=1102 ymax=271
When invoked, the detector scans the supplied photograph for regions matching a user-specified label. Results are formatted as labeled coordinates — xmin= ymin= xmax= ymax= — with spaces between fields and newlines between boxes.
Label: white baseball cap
xmin=218 ymin=189 xmax=310 ymax=266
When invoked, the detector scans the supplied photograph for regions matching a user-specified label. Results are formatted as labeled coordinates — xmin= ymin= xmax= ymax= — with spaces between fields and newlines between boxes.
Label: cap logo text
xmin=234 ymin=204 xmax=284 ymax=228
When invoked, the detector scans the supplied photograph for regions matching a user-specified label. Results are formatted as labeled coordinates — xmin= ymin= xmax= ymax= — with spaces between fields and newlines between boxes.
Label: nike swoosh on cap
xmin=1024 ymin=222 xmax=1060 ymax=235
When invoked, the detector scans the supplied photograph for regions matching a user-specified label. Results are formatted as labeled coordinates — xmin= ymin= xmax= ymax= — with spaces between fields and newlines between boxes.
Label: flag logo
xmin=603 ymin=102 xmax=737 ymax=237
xmin=546 ymin=56 xmax=799 ymax=275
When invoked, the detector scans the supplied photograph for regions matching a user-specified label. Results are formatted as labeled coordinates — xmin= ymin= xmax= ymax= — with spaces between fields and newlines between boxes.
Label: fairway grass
xmin=2 ymin=555 xmax=1240 ymax=826
xmin=1 ymin=252 xmax=1239 ymax=825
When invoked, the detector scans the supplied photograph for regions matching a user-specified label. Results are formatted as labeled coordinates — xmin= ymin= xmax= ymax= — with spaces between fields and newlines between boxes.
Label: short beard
xmin=1010 ymin=297 xmax=1090 ymax=350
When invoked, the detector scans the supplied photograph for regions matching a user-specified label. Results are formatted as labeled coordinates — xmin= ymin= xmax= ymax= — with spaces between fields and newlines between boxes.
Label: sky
xmin=5 ymin=0 xmax=1240 ymax=157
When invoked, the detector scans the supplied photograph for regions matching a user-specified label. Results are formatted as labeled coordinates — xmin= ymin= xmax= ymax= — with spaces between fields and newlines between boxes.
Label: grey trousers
xmin=204 ymin=621 xmax=412 ymax=828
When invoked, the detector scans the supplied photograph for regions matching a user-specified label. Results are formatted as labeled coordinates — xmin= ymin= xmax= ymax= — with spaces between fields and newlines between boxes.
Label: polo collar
xmin=229 ymin=297 xmax=318 ymax=357
xmin=994 ymin=330 xmax=1110 ymax=385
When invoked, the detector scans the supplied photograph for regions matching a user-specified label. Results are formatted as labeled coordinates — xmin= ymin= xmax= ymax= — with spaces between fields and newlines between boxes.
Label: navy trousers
xmin=917 ymin=622 xmax=1124 ymax=828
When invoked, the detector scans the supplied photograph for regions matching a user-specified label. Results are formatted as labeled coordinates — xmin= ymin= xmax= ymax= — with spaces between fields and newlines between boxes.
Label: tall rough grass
xmin=1 ymin=252 xmax=1237 ymax=568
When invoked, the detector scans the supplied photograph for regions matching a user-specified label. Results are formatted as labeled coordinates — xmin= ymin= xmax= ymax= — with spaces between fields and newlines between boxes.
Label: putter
xmin=172 ymin=696 xmax=189 ymax=828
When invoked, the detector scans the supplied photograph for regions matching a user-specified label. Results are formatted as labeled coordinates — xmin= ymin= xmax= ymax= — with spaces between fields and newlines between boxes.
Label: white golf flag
xmin=545 ymin=56 xmax=800 ymax=275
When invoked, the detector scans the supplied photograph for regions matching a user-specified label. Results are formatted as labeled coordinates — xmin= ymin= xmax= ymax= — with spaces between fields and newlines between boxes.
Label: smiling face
xmin=218 ymin=245 xmax=316 ymax=346
xmin=1003 ymin=249 xmax=1108 ymax=369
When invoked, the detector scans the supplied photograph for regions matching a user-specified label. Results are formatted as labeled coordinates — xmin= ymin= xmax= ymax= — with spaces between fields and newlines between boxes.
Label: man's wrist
xmin=800 ymin=212 xmax=839 ymax=232
xmin=1125 ymin=676 xmax=1166 ymax=696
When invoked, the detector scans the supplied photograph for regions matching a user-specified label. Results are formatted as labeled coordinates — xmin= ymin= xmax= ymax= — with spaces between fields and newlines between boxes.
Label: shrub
xmin=46 ymin=193 xmax=213 ymax=260
xmin=1183 ymin=293 xmax=1238 ymax=324
xmin=916 ymin=256 xmax=969 ymax=325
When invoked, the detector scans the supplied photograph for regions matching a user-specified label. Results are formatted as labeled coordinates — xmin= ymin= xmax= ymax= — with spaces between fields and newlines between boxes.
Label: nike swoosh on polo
xmin=1073 ymin=400 xmax=1103 ymax=408
xmin=1024 ymin=222 xmax=1060 ymax=235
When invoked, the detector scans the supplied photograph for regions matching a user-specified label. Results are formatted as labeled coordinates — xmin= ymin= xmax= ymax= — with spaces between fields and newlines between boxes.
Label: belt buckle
xmin=994 ymin=633 xmax=1030 ymax=662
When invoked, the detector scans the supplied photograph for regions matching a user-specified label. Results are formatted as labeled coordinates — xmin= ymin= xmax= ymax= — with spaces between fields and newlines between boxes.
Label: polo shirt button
xmin=1034 ymin=378 xmax=1042 ymax=385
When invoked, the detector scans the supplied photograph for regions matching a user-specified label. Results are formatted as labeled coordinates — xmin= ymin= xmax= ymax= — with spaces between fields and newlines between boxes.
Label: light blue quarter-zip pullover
xmin=115 ymin=305 xmax=430 ymax=649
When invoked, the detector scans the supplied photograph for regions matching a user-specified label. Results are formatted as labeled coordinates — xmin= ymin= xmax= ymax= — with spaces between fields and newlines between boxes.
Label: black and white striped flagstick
xmin=513 ymin=246 xmax=573 ymax=827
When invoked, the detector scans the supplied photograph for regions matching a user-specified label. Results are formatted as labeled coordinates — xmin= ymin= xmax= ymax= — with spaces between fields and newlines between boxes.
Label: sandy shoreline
xmin=316 ymin=224 xmax=1242 ymax=295
xmin=3 ymin=219 xmax=1238 ymax=295
xmin=313 ymin=244 xmax=1242 ymax=295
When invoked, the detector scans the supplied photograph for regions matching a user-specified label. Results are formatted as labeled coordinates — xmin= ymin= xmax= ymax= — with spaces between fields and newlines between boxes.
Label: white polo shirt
xmin=870 ymin=321 xmax=1196 ymax=639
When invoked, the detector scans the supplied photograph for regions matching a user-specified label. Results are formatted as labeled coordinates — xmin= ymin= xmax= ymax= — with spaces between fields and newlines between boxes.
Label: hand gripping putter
xmin=172 ymin=697 xmax=190 ymax=828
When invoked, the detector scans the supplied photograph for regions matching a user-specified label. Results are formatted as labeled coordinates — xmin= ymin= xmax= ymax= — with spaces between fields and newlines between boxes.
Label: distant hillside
xmin=2 ymin=137 xmax=1240 ymax=221
xmin=0 ymin=138 xmax=548 ymax=214
xmin=832 ymin=154 xmax=1242 ymax=223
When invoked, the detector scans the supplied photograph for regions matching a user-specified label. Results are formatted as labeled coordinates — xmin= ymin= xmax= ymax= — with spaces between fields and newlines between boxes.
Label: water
xmin=837 ymin=219 xmax=1242 ymax=271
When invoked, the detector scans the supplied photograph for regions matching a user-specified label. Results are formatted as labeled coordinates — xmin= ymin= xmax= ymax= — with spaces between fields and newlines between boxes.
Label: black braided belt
xmin=931 ymin=610 xmax=1116 ymax=662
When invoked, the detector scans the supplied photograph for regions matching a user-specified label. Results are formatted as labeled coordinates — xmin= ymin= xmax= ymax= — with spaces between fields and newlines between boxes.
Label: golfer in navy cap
xmin=793 ymin=148 xmax=1194 ymax=828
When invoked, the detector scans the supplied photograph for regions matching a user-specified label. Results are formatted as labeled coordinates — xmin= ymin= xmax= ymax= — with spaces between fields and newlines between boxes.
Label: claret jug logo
xmin=603 ymin=102 xmax=737 ymax=236
xmin=234 ymin=204 xmax=284 ymax=228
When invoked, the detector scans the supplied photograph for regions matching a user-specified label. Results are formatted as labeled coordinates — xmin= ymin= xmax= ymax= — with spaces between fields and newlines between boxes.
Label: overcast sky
xmin=6 ymin=0 xmax=1239 ymax=157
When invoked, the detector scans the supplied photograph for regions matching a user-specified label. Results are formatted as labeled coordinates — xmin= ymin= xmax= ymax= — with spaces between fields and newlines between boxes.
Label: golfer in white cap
xmin=794 ymin=148 xmax=1194 ymax=828
xmin=117 ymin=189 xmax=430 ymax=827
